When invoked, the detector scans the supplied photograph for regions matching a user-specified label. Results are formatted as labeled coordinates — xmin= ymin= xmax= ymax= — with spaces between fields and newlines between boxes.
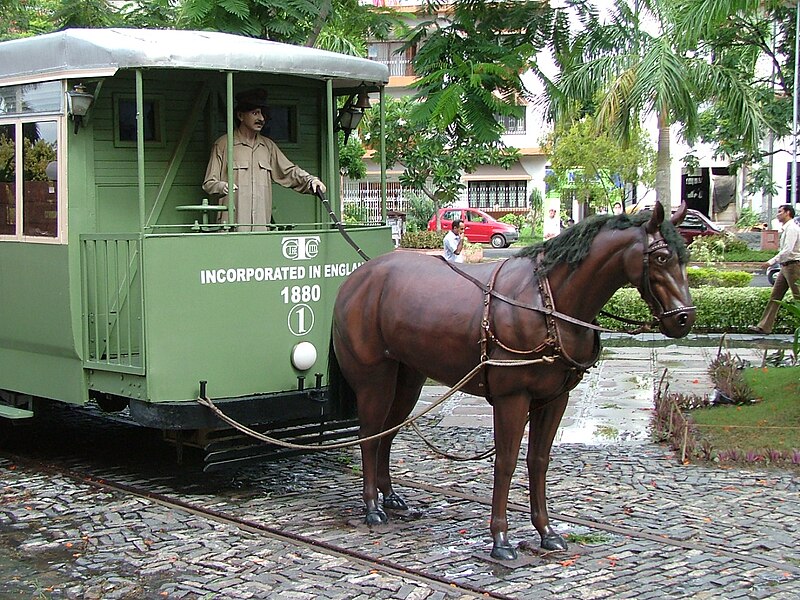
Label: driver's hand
xmin=221 ymin=183 xmax=238 ymax=195
xmin=310 ymin=178 xmax=326 ymax=195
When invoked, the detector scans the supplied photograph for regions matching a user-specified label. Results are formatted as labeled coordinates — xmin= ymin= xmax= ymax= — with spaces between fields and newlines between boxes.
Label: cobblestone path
xmin=0 ymin=337 xmax=797 ymax=599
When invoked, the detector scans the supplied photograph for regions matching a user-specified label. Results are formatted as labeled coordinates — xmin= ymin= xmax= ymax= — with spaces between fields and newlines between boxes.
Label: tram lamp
xmin=335 ymin=85 xmax=371 ymax=144
xmin=66 ymin=83 xmax=94 ymax=134
xmin=291 ymin=341 xmax=318 ymax=371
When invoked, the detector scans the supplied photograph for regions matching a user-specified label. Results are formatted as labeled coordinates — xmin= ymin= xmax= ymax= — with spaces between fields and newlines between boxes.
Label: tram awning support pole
xmin=136 ymin=70 xmax=146 ymax=231
xmin=380 ymin=86 xmax=387 ymax=225
xmin=226 ymin=72 xmax=235 ymax=226
xmin=325 ymin=78 xmax=336 ymax=220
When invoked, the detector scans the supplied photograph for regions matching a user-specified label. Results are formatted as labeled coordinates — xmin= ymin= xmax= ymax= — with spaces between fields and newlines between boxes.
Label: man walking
xmin=749 ymin=204 xmax=800 ymax=334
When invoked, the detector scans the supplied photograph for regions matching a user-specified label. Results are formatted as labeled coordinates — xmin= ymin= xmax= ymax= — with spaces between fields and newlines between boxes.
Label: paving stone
xmin=1 ymin=336 xmax=798 ymax=598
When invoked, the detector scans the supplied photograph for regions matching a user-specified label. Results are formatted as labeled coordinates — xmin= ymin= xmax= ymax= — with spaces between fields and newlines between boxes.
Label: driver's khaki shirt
xmin=203 ymin=129 xmax=315 ymax=231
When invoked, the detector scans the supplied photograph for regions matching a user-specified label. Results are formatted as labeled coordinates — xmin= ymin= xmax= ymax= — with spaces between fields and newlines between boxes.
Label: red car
xmin=676 ymin=209 xmax=724 ymax=245
xmin=428 ymin=207 xmax=519 ymax=248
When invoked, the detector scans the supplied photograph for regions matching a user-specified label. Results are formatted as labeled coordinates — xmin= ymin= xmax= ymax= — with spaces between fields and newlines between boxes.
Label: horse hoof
xmin=541 ymin=532 xmax=568 ymax=551
xmin=383 ymin=492 xmax=408 ymax=511
xmin=490 ymin=543 xmax=518 ymax=561
xmin=365 ymin=509 xmax=388 ymax=525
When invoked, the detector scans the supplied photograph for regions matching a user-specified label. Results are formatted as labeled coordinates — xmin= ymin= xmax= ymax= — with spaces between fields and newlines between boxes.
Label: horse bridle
xmin=636 ymin=228 xmax=696 ymax=322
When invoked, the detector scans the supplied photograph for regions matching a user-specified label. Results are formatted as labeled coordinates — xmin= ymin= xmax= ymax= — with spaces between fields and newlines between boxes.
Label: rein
xmin=441 ymin=257 xmax=617 ymax=333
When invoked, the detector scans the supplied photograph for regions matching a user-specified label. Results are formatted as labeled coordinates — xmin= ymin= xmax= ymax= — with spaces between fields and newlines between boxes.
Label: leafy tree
xmin=543 ymin=114 xmax=655 ymax=211
xmin=118 ymin=0 xmax=180 ymax=29
xmin=0 ymin=0 xmax=60 ymax=39
xmin=179 ymin=0 xmax=401 ymax=50
xmin=53 ymin=0 xmax=122 ymax=29
xmin=354 ymin=0 xmax=576 ymax=227
xmin=179 ymin=0 xmax=323 ymax=43
xmin=408 ymin=0 xmax=566 ymax=145
xmin=337 ymin=133 xmax=367 ymax=181
xmin=551 ymin=0 xmax=766 ymax=211
xmin=670 ymin=0 xmax=795 ymax=202
xmin=361 ymin=96 xmax=519 ymax=227
xmin=312 ymin=0 xmax=402 ymax=54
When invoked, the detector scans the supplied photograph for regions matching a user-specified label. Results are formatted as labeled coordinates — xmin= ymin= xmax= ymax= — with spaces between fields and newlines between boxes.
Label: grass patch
xmin=688 ymin=366 xmax=800 ymax=453
xmin=594 ymin=425 xmax=619 ymax=439
xmin=565 ymin=532 xmax=611 ymax=545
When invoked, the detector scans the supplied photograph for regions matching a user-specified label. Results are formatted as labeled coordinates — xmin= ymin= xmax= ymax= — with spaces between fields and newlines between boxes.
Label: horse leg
xmin=489 ymin=392 xmax=531 ymax=561
xmin=376 ymin=365 xmax=426 ymax=511
xmin=353 ymin=361 xmax=400 ymax=525
xmin=527 ymin=392 xmax=569 ymax=551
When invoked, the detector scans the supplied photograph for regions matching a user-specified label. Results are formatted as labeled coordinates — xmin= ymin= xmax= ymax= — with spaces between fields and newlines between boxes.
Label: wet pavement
xmin=0 ymin=333 xmax=798 ymax=599
xmin=416 ymin=333 xmax=782 ymax=445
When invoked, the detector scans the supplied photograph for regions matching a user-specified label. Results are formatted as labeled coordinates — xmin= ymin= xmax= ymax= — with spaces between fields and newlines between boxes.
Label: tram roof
xmin=0 ymin=28 xmax=390 ymax=87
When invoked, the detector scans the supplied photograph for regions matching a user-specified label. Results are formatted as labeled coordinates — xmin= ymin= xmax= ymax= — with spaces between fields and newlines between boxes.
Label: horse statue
xmin=329 ymin=201 xmax=694 ymax=560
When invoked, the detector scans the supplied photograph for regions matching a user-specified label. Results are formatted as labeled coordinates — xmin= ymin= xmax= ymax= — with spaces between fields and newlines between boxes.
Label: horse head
xmin=633 ymin=201 xmax=695 ymax=338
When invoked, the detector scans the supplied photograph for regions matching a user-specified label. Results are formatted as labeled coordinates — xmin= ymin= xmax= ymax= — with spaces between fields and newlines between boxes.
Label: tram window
xmin=22 ymin=120 xmax=58 ymax=237
xmin=0 ymin=81 xmax=61 ymax=116
xmin=262 ymin=105 xmax=297 ymax=144
xmin=0 ymin=120 xmax=58 ymax=239
xmin=115 ymin=95 xmax=165 ymax=146
xmin=0 ymin=123 xmax=16 ymax=235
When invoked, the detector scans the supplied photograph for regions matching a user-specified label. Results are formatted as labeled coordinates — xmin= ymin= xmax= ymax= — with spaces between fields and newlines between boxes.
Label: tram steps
xmin=202 ymin=418 xmax=360 ymax=472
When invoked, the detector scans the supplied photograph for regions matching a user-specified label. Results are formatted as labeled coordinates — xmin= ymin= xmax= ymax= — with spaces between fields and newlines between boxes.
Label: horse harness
xmin=441 ymin=257 xmax=600 ymax=405
xmin=441 ymin=226 xmax=694 ymax=404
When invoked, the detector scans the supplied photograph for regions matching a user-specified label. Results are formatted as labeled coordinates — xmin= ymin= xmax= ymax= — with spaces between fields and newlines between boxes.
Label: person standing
xmin=749 ymin=204 xmax=800 ymax=334
xmin=443 ymin=219 xmax=465 ymax=263
xmin=543 ymin=207 xmax=561 ymax=240
xmin=203 ymin=88 xmax=326 ymax=231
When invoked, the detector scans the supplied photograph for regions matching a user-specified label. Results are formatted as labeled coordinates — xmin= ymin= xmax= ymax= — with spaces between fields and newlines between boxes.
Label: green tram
xmin=0 ymin=29 xmax=392 ymax=469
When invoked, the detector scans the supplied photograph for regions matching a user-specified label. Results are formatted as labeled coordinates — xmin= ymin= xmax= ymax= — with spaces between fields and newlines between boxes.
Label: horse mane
xmin=515 ymin=211 xmax=688 ymax=274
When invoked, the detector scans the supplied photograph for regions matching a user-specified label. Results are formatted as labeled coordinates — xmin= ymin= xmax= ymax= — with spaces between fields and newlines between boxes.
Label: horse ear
xmin=670 ymin=201 xmax=688 ymax=226
xmin=646 ymin=201 xmax=665 ymax=234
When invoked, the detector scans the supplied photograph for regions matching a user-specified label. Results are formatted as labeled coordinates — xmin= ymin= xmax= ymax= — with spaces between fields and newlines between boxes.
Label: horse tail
xmin=328 ymin=334 xmax=358 ymax=419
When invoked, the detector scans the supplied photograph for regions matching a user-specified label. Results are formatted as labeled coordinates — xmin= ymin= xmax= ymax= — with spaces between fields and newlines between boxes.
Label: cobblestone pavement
xmin=0 ymin=335 xmax=798 ymax=599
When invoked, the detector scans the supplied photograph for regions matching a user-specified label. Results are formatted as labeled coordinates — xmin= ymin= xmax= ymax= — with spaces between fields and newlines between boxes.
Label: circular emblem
xmin=287 ymin=304 xmax=315 ymax=336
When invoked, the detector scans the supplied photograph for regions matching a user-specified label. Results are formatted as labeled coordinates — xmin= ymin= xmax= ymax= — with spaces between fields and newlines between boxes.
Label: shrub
xmin=686 ymin=267 xmax=752 ymax=288
xmin=400 ymin=230 xmax=445 ymax=249
xmin=719 ymin=235 xmax=750 ymax=254
xmin=688 ymin=235 xmax=726 ymax=264
xmin=735 ymin=206 xmax=761 ymax=230
xmin=405 ymin=193 xmax=436 ymax=232
xmin=499 ymin=213 xmax=525 ymax=230
xmin=688 ymin=233 xmax=749 ymax=265
xmin=342 ymin=202 xmax=367 ymax=224
xmin=598 ymin=287 xmax=800 ymax=333
xmin=708 ymin=351 xmax=756 ymax=404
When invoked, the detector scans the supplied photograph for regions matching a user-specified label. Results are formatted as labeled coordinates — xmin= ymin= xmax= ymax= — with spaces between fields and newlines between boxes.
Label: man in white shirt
xmin=543 ymin=208 xmax=561 ymax=240
xmin=443 ymin=219 xmax=465 ymax=262
xmin=750 ymin=204 xmax=800 ymax=334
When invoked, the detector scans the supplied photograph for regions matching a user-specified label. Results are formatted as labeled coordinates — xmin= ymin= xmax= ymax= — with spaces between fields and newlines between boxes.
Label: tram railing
xmin=80 ymin=234 xmax=145 ymax=374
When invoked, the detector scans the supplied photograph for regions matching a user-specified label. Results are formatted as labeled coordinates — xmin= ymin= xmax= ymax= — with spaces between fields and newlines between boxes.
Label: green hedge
xmin=598 ymin=287 xmax=799 ymax=333
xmin=686 ymin=267 xmax=752 ymax=288
xmin=400 ymin=230 xmax=445 ymax=249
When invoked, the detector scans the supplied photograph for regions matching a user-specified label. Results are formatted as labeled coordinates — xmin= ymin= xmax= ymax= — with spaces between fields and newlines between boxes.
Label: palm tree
xmin=551 ymin=0 xmax=765 ymax=211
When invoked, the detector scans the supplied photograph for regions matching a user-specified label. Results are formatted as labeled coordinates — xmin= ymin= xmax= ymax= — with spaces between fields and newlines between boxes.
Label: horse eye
xmin=655 ymin=254 xmax=669 ymax=264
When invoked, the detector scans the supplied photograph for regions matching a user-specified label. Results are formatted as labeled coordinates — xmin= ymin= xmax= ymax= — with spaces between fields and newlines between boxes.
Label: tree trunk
xmin=655 ymin=107 xmax=672 ymax=211
xmin=304 ymin=0 xmax=332 ymax=47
